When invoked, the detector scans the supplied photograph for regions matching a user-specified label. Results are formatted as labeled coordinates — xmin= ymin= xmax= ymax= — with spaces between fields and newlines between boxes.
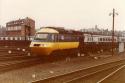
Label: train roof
xmin=37 ymin=27 xmax=83 ymax=35
xmin=37 ymin=27 xmax=125 ymax=37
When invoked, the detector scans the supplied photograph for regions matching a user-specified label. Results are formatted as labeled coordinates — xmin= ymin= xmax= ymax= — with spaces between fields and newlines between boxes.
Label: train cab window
xmin=33 ymin=33 xmax=56 ymax=42
xmin=36 ymin=34 xmax=48 ymax=39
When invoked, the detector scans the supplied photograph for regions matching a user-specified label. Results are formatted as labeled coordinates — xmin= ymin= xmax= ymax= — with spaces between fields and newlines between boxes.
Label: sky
xmin=0 ymin=0 xmax=125 ymax=30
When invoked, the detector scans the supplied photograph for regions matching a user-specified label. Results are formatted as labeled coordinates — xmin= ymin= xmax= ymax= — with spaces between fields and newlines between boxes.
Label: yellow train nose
xmin=30 ymin=47 xmax=52 ymax=55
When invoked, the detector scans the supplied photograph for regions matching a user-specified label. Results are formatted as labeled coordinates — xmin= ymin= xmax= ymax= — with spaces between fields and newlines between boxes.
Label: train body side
xmin=30 ymin=42 xmax=79 ymax=55
xmin=30 ymin=27 xmax=125 ymax=56
xmin=30 ymin=27 xmax=81 ymax=56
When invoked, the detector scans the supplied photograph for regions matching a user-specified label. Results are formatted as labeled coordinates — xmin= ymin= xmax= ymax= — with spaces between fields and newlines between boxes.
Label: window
xmin=34 ymin=33 xmax=56 ymax=42
xmin=58 ymin=34 xmax=79 ymax=42
xmin=5 ymin=37 xmax=8 ymax=40
xmin=61 ymin=35 xmax=64 ymax=40
xmin=15 ymin=26 xmax=17 ymax=30
xmin=8 ymin=27 xmax=10 ymax=31
xmin=100 ymin=38 xmax=102 ymax=41
xmin=36 ymin=34 xmax=48 ymax=39
xmin=91 ymin=37 xmax=93 ymax=42
xmin=18 ymin=26 xmax=21 ymax=30
xmin=88 ymin=38 xmax=89 ymax=41
xmin=103 ymin=38 xmax=105 ymax=41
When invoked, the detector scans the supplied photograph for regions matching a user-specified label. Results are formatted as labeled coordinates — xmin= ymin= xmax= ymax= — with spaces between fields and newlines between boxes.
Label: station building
xmin=6 ymin=17 xmax=35 ymax=40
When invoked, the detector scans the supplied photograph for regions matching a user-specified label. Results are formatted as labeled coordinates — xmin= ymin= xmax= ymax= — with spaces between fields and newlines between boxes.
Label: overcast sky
xmin=0 ymin=0 xmax=125 ymax=30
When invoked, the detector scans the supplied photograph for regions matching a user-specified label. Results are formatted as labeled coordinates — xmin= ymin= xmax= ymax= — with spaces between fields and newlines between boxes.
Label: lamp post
xmin=109 ymin=8 xmax=118 ymax=56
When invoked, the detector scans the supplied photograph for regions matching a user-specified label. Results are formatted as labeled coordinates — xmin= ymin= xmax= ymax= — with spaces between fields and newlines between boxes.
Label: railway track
xmin=0 ymin=46 xmax=30 ymax=56
xmin=0 ymin=45 xmax=43 ymax=73
xmin=0 ymin=56 xmax=44 ymax=74
xmin=0 ymin=45 xmax=76 ymax=74
xmin=32 ymin=59 xmax=125 ymax=83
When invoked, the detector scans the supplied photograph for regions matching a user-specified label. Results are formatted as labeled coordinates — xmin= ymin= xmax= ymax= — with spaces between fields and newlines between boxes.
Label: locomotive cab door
xmin=53 ymin=34 xmax=59 ymax=50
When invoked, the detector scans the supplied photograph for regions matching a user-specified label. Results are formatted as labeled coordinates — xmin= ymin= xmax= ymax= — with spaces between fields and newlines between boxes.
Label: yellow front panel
xmin=30 ymin=42 xmax=59 ymax=55
xmin=30 ymin=42 xmax=79 ymax=55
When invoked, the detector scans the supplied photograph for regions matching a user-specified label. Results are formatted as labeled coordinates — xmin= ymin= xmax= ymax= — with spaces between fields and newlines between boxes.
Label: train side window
xmin=51 ymin=35 xmax=54 ymax=41
xmin=13 ymin=37 xmax=15 ymax=40
xmin=74 ymin=36 xmax=80 ymax=42
xmin=74 ymin=36 xmax=78 ymax=42
xmin=58 ymin=35 xmax=64 ymax=42
xmin=65 ymin=35 xmax=70 ymax=42
xmin=15 ymin=37 xmax=17 ymax=40
xmin=100 ymin=38 xmax=102 ymax=41
xmin=58 ymin=34 xmax=80 ymax=42
xmin=98 ymin=38 xmax=99 ymax=41
xmin=54 ymin=34 xmax=58 ymax=42
xmin=1 ymin=37 xmax=3 ymax=40
xmin=110 ymin=38 xmax=111 ymax=41
xmin=92 ymin=37 xmax=93 ymax=42
xmin=17 ymin=37 xmax=20 ymax=40
xmin=108 ymin=38 xmax=110 ymax=41
xmin=8 ymin=37 xmax=10 ymax=40
xmin=89 ymin=38 xmax=91 ymax=42
xmin=105 ymin=38 xmax=107 ymax=41
xmin=106 ymin=38 xmax=107 ymax=41
xmin=109 ymin=38 xmax=111 ymax=41
xmin=87 ymin=38 xmax=89 ymax=41
xmin=103 ymin=38 xmax=105 ymax=41
xmin=3 ymin=38 xmax=5 ymax=40
xmin=61 ymin=35 xmax=64 ymax=40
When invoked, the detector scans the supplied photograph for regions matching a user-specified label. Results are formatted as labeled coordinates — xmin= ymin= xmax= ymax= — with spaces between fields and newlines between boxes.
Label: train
xmin=30 ymin=27 xmax=125 ymax=56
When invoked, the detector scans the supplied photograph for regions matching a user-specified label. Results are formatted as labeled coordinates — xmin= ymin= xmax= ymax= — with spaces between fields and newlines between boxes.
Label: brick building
xmin=6 ymin=17 xmax=35 ymax=37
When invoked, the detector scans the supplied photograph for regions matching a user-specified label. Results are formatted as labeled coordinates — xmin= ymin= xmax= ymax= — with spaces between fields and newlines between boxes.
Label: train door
xmin=58 ymin=34 xmax=65 ymax=50
xmin=53 ymin=34 xmax=59 ymax=50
